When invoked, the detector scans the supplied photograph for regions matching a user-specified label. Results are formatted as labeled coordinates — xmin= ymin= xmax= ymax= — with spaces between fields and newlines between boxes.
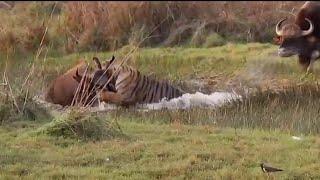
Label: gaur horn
xmin=276 ymin=17 xmax=287 ymax=36
xmin=301 ymin=18 xmax=314 ymax=36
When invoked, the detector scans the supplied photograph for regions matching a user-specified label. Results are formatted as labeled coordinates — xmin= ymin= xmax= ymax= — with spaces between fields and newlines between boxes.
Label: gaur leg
xmin=298 ymin=56 xmax=311 ymax=73
xmin=307 ymin=59 xmax=315 ymax=74
xmin=307 ymin=50 xmax=320 ymax=73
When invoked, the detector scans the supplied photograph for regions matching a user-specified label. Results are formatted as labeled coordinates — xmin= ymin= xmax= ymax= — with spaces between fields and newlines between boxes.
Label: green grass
xmin=26 ymin=42 xmax=320 ymax=93
xmin=0 ymin=117 xmax=320 ymax=179
xmin=203 ymin=33 xmax=226 ymax=48
xmin=2 ymin=43 xmax=320 ymax=179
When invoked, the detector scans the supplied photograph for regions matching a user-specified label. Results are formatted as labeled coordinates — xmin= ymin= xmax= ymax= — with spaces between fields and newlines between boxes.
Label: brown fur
xmin=275 ymin=1 xmax=320 ymax=72
xmin=44 ymin=60 xmax=97 ymax=107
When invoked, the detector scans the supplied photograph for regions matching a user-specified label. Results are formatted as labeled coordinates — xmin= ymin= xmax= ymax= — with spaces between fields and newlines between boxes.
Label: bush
xmin=0 ymin=61 xmax=51 ymax=124
xmin=0 ymin=91 xmax=50 ymax=124
xmin=38 ymin=109 xmax=124 ymax=141
xmin=203 ymin=33 xmax=226 ymax=48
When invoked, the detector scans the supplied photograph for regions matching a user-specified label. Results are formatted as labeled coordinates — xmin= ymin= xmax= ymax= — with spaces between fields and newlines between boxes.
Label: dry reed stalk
xmin=22 ymin=88 xmax=29 ymax=112
xmin=20 ymin=63 xmax=35 ymax=92
xmin=71 ymin=64 xmax=89 ymax=106
xmin=79 ymin=66 xmax=95 ymax=106
xmin=3 ymin=64 xmax=20 ymax=113
xmin=17 ymin=2 xmax=58 ymax=112
xmin=35 ymin=2 xmax=57 ymax=62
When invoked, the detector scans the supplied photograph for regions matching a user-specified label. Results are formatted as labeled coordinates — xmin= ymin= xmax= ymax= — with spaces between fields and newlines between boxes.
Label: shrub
xmin=203 ymin=33 xmax=226 ymax=48
xmin=0 ymin=90 xmax=50 ymax=124
xmin=38 ymin=109 xmax=124 ymax=141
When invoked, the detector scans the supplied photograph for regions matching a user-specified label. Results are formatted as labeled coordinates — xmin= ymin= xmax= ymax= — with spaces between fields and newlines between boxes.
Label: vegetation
xmin=1 ymin=43 xmax=320 ymax=178
xmin=0 ymin=1 xmax=303 ymax=55
xmin=1 ymin=1 xmax=320 ymax=179
xmin=32 ymin=43 xmax=320 ymax=93
xmin=37 ymin=109 xmax=125 ymax=141
xmin=1 ymin=117 xmax=320 ymax=179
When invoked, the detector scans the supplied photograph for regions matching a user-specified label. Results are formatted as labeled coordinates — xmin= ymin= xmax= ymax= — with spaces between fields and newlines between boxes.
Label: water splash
xmin=139 ymin=92 xmax=242 ymax=110
xmin=34 ymin=91 xmax=242 ymax=112
xmin=98 ymin=91 xmax=242 ymax=110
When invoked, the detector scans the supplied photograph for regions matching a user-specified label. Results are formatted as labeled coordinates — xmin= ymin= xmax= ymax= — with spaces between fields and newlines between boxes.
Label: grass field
xmin=1 ymin=112 xmax=320 ymax=179
xmin=1 ymin=43 xmax=320 ymax=179
xmin=13 ymin=42 xmax=320 ymax=94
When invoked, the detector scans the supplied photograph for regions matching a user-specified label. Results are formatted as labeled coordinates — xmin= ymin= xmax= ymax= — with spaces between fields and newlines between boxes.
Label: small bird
xmin=260 ymin=163 xmax=283 ymax=173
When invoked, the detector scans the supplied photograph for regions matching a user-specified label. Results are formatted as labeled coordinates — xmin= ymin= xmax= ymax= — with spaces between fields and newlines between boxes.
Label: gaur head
xmin=90 ymin=55 xmax=117 ymax=92
xmin=73 ymin=56 xmax=117 ymax=93
xmin=275 ymin=17 xmax=314 ymax=57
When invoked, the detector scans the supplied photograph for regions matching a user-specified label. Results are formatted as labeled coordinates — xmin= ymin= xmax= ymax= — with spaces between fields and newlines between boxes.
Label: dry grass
xmin=0 ymin=70 xmax=50 ymax=124
xmin=0 ymin=1 xmax=304 ymax=55
xmin=62 ymin=1 xmax=303 ymax=50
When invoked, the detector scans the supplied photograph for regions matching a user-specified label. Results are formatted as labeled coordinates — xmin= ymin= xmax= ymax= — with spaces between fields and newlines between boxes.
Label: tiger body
xmin=96 ymin=61 xmax=184 ymax=106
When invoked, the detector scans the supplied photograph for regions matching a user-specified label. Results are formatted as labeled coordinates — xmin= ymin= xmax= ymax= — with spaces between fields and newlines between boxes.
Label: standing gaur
xmin=275 ymin=1 xmax=320 ymax=73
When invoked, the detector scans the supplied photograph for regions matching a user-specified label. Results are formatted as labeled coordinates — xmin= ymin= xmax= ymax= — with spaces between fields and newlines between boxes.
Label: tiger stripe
xmin=95 ymin=60 xmax=184 ymax=106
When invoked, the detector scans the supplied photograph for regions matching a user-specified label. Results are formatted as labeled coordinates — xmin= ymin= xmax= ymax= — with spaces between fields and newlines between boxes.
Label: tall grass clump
xmin=0 ymin=81 xmax=50 ymax=124
xmin=0 ymin=93 xmax=50 ymax=124
xmin=38 ymin=109 xmax=124 ymax=141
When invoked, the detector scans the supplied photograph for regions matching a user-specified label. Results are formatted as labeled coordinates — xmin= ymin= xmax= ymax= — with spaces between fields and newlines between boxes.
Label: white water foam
xmin=138 ymin=92 xmax=242 ymax=110
xmin=34 ymin=91 xmax=242 ymax=112
xmin=98 ymin=91 xmax=242 ymax=110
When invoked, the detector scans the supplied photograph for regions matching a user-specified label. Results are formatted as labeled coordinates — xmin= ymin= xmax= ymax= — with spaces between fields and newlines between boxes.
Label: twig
xmin=79 ymin=67 xmax=91 ymax=105
xmin=20 ymin=63 xmax=35 ymax=92
xmin=276 ymin=10 xmax=296 ymax=17
xmin=22 ymin=88 xmax=29 ymax=112
xmin=71 ymin=64 xmax=89 ymax=106
xmin=3 ymin=66 xmax=21 ymax=113
xmin=66 ymin=28 xmax=80 ymax=44
xmin=37 ymin=2 xmax=57 ymax=57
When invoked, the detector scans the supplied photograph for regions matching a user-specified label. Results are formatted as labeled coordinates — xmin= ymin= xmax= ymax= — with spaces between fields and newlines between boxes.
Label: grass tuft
xmin=203 ymin=33 xmax=226 ymax=48
xmin=37 ymin=109 xmax=125 ymax=141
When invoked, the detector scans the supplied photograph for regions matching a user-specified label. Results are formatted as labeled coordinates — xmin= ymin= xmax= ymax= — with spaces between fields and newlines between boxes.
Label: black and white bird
xmin=260 ymin=163 xmax=283 ymax=173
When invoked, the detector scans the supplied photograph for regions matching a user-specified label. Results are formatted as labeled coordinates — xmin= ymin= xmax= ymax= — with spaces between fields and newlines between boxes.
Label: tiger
xmin=81 ymin=55 xmax=185 ymax=106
